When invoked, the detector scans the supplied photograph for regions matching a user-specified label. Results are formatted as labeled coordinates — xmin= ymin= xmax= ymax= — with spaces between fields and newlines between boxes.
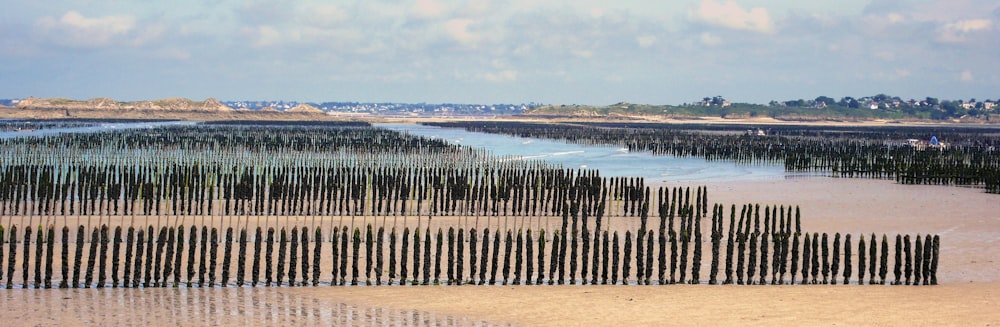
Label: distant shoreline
xmin=3 ymin=105 xmax=999 ymax=128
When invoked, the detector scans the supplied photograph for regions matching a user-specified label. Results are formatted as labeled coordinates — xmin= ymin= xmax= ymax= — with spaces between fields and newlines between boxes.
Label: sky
xmin=1 ymin=0 xmax=997 ymax=105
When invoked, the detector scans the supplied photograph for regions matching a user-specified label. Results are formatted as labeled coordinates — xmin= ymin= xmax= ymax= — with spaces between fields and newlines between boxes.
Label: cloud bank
xmin=1 ymin=0 xmax=997 ymax=104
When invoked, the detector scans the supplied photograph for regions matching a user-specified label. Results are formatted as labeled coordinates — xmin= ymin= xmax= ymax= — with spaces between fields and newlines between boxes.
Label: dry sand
xmin=1 ymin=177 xmax=998 ymax=326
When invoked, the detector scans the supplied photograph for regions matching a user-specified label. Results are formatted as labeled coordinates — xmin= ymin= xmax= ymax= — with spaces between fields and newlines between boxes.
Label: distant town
xmin=0 ymin=98 xmax=540 ymax=116
xmin=1 ymin=94 xmax=996 ymax=120
xmin=690 ymin=94 xmax=997 ymax=120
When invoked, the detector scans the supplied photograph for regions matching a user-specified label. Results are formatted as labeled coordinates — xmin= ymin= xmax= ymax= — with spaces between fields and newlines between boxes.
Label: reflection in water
xmin=0 ymin=288 xmax=513 ymax=326
xmin=0 ymin=121 xmax=196 ymax=139
xmin=379 ymin=123 xmax=790 ymax=183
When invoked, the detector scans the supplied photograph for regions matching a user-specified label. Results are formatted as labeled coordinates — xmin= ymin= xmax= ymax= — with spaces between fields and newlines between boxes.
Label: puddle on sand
xmin=0 ymin=287 xmax=514 ymax=327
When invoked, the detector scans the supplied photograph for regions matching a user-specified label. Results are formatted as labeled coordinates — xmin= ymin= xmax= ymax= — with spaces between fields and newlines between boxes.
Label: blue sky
xmin=1 ymin=0 xmax=997 ymax=105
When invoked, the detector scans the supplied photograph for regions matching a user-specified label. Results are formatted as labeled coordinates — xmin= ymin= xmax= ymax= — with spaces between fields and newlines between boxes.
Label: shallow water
xmin=3 ymin=121 xmax=793 ymax=183
xmin=379 ymin=123 xmax=793 ymax=183
xmin=0 ymin=121 xmax=197 ymax=139
xmin=0 ymin=287 xmax=512 ymax=326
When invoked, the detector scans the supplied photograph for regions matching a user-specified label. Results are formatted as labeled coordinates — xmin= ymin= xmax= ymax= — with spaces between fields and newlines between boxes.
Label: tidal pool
xmin=378 ymin=123 xmax=796 ymax=184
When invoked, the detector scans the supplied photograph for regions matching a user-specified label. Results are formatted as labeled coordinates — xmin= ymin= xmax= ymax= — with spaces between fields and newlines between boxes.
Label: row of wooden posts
xmin=0 ymin=222 xmax=939 ymax=289
xmin=426 ymin=121 xmax=1000 ymax=193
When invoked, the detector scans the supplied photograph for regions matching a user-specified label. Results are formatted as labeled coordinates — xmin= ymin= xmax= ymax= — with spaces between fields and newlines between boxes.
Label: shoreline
xmin=5 ymin=106 xmax=1000 ymax=128
xmin=0 ymin=172 xmax=996 ymax=326
xmin=0 ymin=118 xmax=997 ymax=325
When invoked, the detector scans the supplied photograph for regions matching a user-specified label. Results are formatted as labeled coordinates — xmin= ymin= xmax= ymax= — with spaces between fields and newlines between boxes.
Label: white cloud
xmin=590 ymin=8 xmax=605 ymax=19
xmin=636 ymin=35 xmax=656 ymax=48
xmin=937 ymin=19 xmax=993 ymax=43
xmin=886 ymin=13 xmax=905 ymax=24
xmin=482 ymin=70 xmax=518 ymax=82
xmin=443 ymin=18 xmax=481 ymax=46
xmin=6 ymin=0 xmax=998 ymax=104
xmin=699 ymin=32 xmax=722 ymax=46
xmin=299 ymin=4 xmax=349 ymax=27
xmin=948 ymin=19 xmax=994 ymax=32
xmin=411 ymin=0 xmax=449 ymax=20
xmin=154 ymin=48 xmax=191 ymax=60
xmin=571 ymin=50 xmax=594 ymax=59
xmin=874 ymin=51 xmax=895 ymax=61
xmin=960 ymin=70 xmax=974 ymax=82
xmin=36 ymin=11 xmax=137 ymax=47
xmin=691 ymin=0 xmax=775 ymax=34
xmin=130 ymin=24 xmax=167 ymax=46
xmin=459 ymin=0 xmax=494 ymax=17
xmin=246 ymin=25 xmax=283 ymax=47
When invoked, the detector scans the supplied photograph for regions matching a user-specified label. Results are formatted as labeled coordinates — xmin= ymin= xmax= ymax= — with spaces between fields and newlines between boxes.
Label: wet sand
xmin=1 ymin=177 xmax=998 ymax=326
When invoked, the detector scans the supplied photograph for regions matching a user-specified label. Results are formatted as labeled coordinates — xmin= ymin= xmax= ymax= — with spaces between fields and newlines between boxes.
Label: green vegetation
xmin=527 ymin=94 xmax=998 ymax=121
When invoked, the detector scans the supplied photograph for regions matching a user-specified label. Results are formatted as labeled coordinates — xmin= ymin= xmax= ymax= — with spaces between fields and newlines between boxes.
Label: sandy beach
xmin=0 ymin=176 xmax=997 ymax=326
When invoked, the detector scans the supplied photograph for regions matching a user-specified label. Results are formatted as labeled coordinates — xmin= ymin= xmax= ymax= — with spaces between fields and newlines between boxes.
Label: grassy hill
xmin=526 ymin=102 xmax=988 ymax=123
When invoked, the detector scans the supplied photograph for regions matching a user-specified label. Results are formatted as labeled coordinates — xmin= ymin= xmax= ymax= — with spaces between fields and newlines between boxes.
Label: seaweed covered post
xmin=502 ymin=230 xmax=512 ymax=285
xmin=514 ymin=229 xmax=523 ymax=285
xmin=800 ymin=233 xmax=810 ymax=285
xmin=524 ymin=229 xmax=532 ymax=285
xmin=424 ymin=228 xmax=433 ymax=285
xmin=467 ymin=228 xmax=475 ymax=285
xmin=61 ymin=226 xmax=70 ymax=288
xmin=914 ymin=234 xmax=923 ymax=286
xmin=858 ymin=234 xmax=866 ymax=285
xmin=237 ymin=228 xmax=247 ymax=287
xmin=330 ymin=227 xmax=340 ymax=286
xmin=0 ymin=225 xmax=4 ymax=288
xmin=480 ymin=228 xmax=490 ymax=285
xmin=843 ymin=234 xmax=852 ymax=285
xmin=867 ymin=233 xmax=876 ymax=285
xmin=351 ymin=227 xmax=360 ymax=286
xmin=222 ymin=227 xmax=233 ymax=287
xmin=551 ymin=230 xmax=561 ymax=285
xmin=537 ymin=229 xmax=547 ymax=285
xmin=930 ymin=235 xmax=939 ymax=285
xmin=612 ymin=231 xmax=620 ymax=285
xmin=447 ymin=227 xmax=455 ymax=285
xmin=434 ymin=228 xmax=443 ymax=285
xmin=879 ymin=234 xmax=888 ymax=285
xmin=313 ymin=227 xmax=323 ymax=286
xmin=457 ymin=228 xmax=465 ymax=285
xmin=400 ymin=227 xmax=409 ymax=285
xmin=723 ymin=205 xmax=735 ymax=285
xmin=892 ymin=234 xmax=901 ymax=285
xmin=364 ymin=225 xmax=373 ymax=285
xmin=623 ymin=231 xmax=631 ymax=284
xmin=904 ymin=234 xmax=912 ymax=285
xmin=413 ymin=228 xmax=422 ymax=285
xmin=44 ymin=225 xmax=55 ymax=289
xmin=300 ymin=227 xmax=310 ymax=287
xmin=252 ymin=227 xmax=262 ymax=287
xmin=489 ymin=230 xmax=499 ymax=285
xmin=132 ymin=228 xmax=144 ymax=288
xmin=265 ymin=227 xmax=274 ymax=287
xmin=84 ymin=227 xmax=97 ymax=288
xmin=289 ymin=227 xmax=299 ymax=286
xmin=209 ymin=227 xmax=219 ymax=287
xmin=820 ymin=233 xmax=829 ymax=284
xmin=189 ymin=226 xmax=199 ymax=287
xmin=831 ymin=233 xmax=840 ymax=285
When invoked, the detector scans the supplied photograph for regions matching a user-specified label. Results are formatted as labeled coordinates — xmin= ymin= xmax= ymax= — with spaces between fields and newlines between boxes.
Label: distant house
xmin=983 ymin=101 xmax=996 ymax=111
